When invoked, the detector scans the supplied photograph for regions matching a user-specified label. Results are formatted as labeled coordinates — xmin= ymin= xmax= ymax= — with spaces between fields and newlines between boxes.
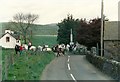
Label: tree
xmin=9 ymin=13 xmax=39 ymax=44
xmin=76 ymin=18 xmax=101 ymax=50
xmin=57 ymin=14 xmax=80 ymax=44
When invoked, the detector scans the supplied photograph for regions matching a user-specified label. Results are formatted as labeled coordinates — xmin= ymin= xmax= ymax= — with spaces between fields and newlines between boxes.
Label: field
xmin=32 ymin=24 xmax=59 ymax=35
xmin=32 ymin=35 xmax=58 ymax=47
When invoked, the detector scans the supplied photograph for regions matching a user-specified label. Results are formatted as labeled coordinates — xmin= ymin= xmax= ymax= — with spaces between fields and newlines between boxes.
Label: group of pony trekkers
xmin=52 ymin=43 xmax=77 ymax=57
xmin=15 ymin=41 xmax=77 ymax=57
xmin=52 ymin=44 xmax=65 ymax=57
xmin=15 ymin=41 xmax=32 ymax=55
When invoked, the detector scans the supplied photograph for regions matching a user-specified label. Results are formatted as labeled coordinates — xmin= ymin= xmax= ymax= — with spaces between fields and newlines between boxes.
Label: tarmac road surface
xmin=41 ymin=54 xmax=113 ymax=80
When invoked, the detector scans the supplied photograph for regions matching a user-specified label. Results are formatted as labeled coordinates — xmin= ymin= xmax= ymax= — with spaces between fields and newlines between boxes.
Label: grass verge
xmin=2 ymin=49 xmax=55 ymax=80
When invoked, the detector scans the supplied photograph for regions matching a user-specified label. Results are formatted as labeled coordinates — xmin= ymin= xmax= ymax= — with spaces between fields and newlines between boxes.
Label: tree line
xmin=57 ymin=14 xmax=101 ymax=50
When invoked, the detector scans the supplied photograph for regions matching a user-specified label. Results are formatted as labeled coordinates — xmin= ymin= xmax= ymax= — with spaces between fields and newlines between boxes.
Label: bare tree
xmin=9 ymin=13 xmax=39 ymax=43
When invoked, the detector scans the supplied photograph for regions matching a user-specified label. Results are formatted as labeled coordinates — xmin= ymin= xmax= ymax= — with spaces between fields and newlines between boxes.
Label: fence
xmin=2 ymin=52 xmax=19 ymax=80
xmin=2 ymin=49 xmax=44 ymax=80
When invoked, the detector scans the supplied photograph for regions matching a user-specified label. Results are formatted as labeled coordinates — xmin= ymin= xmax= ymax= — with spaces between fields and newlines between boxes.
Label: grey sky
xmin=0 ymin=0 xmax=119 ymax=24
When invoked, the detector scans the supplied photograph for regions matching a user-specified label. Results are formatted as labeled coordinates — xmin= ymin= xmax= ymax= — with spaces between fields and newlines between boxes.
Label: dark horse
xmin=15 ymin=44 xmax=20 ymax=54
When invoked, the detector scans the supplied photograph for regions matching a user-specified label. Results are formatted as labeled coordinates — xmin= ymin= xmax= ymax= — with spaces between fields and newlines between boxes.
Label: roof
xmin=104 ymin=21 xmax=119 ymax=40
xmin=0 ymin=32 xmax=18 ymax=39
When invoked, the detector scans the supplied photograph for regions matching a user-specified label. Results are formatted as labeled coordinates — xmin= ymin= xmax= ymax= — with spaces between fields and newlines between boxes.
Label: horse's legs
xmin=57 ymin=52 xmax=60 ymax=57
xmin=15 ymin=49 xmax=18 ymax=54
xmin=61 ymin=52 xmax=64 ymax=56
xmin=57 ymin=52 xmax=59 ymax=57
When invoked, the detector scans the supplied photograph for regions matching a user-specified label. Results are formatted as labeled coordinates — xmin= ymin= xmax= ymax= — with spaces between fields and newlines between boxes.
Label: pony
xmin=42 ymin=45 xmax=52 ymax=51
xmin=38 ymin=45 xmax=43 ymax=51
xmin=15 ymin=44 xmax=20 ymax=54
xmin=22 ymin=44 xmax=28 ymax=50
xmin=29 ymin=46 xmax=36 ymax=51
xmin=43 ymin=47 xmax=52 ymax=51
xmin=52 ymin=44 xmax=65 ymax=57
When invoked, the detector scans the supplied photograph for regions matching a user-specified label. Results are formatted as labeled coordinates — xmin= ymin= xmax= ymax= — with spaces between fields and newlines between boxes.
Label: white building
xmin=5 ymin=29 xmax=14 ymax=34
xmin=0 ymin=30 xmax=21 ymax=49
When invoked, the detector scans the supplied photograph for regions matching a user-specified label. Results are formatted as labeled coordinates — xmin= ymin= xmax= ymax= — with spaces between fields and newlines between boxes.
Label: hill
xmin=32 ymin=23 xmax=59 ymax=35
xmin=0 ymin=22 xmax=59 ymax=35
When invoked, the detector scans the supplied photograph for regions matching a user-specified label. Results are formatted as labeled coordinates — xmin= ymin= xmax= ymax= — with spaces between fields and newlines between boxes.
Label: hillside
xmin=0 ymin=22 xmax=59 ymax=35
xmin=32 ymin=23 xmax=59 ymax=35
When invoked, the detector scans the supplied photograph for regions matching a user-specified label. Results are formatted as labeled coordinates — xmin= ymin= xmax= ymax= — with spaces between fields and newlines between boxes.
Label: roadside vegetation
xmin=2 ymin=49 xmax=55 ymax=80
xmin=2 ymin=34 xmax=57 ymax=80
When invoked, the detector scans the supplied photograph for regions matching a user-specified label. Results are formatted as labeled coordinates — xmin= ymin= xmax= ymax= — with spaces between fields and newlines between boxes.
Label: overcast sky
xmin=0 ymin=0 xmax=119 ymax=24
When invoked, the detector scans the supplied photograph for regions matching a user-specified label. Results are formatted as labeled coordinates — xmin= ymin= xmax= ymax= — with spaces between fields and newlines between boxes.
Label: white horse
xmin=43 ymin=47 xmax=52 ymax=51
xmin=29 ymin=46 xmax=36 ymax=51
xmin=22 ymin=44 xmax=28 ymax=50
xmin=66 ymin=44 xmax=70 ymax=51
xmin=38 ymin=45 xmax=43 ymax=51
xmin=42 ymin=45 xmax=52 ymax=51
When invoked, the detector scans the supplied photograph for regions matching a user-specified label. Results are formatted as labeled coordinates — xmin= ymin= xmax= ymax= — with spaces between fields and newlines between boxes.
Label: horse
xmin=15 ymin=44 xmax=20 ymax=54
xmin=38 ymin=45 xmax=43 ymax=51
xmin=22 ymin=44 xmax=28 ymax=50
xmin=66 ymin=44 xmax=70 ymax=51
xmin=52 ymin=44 xmax=65 ymax=57
xmin=43 ymin=47 xmax=52 ymax=51
xmin=29 ymin=46 xmax=36 ymax=51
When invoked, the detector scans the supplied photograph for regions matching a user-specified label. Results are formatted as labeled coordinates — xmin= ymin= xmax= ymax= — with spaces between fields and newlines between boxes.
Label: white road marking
xmin=70 ymin=74 xmax=77 ymax=82
xmin=67 ymin=55 xmax=76 ymax=82
xmin=67 ymin=63 xmax=71 ymax=70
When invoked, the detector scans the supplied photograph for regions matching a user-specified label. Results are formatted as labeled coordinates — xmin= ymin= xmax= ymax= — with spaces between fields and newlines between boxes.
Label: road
xmin=41 ymin=54 xmax=112 ymax=80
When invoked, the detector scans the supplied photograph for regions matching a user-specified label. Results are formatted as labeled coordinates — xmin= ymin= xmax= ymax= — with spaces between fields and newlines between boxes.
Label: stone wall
xmin=104 ymin=40 xmax=120 ymax=62
xmin=86 ymin=54 xmax=120 ymax=81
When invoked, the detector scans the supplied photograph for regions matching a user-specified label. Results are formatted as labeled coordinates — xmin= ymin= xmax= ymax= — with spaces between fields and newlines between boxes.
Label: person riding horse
xmin=52 ymin=44 xmax=65 ymax=57
xmin=15 ymin=44 xmax=20 ymax=54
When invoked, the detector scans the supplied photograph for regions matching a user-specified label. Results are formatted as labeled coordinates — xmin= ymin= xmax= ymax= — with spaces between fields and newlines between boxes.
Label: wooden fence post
xmin=0 ymin=48 xmax=2 ymax=81
xmin=10 ymin=53 xmax=14 ymax=65
xmin=5 ymin=55 xmax=8 ymax=80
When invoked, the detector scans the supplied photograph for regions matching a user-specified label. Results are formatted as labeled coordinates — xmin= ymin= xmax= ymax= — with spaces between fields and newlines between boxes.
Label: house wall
xmin=104 ymin=21 xmax=118 ymax=40
xmin=104 ymin=40 xmax=120 ymax=61
xmin=0 ymin=33 xmax=17 ymax=48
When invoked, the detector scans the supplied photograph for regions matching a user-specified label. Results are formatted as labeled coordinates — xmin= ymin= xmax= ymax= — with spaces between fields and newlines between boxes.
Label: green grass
xmin=7 ymin=51 xmax=55 ymax=80
xmin=32 ymin=24 xmax=58 ymax=35
xmin=2 ymin=49 xmax=15 ymax=80
xmin=31 ymin=35 xmax=58 ymax=47
xmin=2 ymin=49 xmax=55 ymax=80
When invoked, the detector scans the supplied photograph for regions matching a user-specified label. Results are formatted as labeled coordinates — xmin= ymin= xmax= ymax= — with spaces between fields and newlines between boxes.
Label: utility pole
xmin=101 ymin=0 xmax=104 ymax=56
